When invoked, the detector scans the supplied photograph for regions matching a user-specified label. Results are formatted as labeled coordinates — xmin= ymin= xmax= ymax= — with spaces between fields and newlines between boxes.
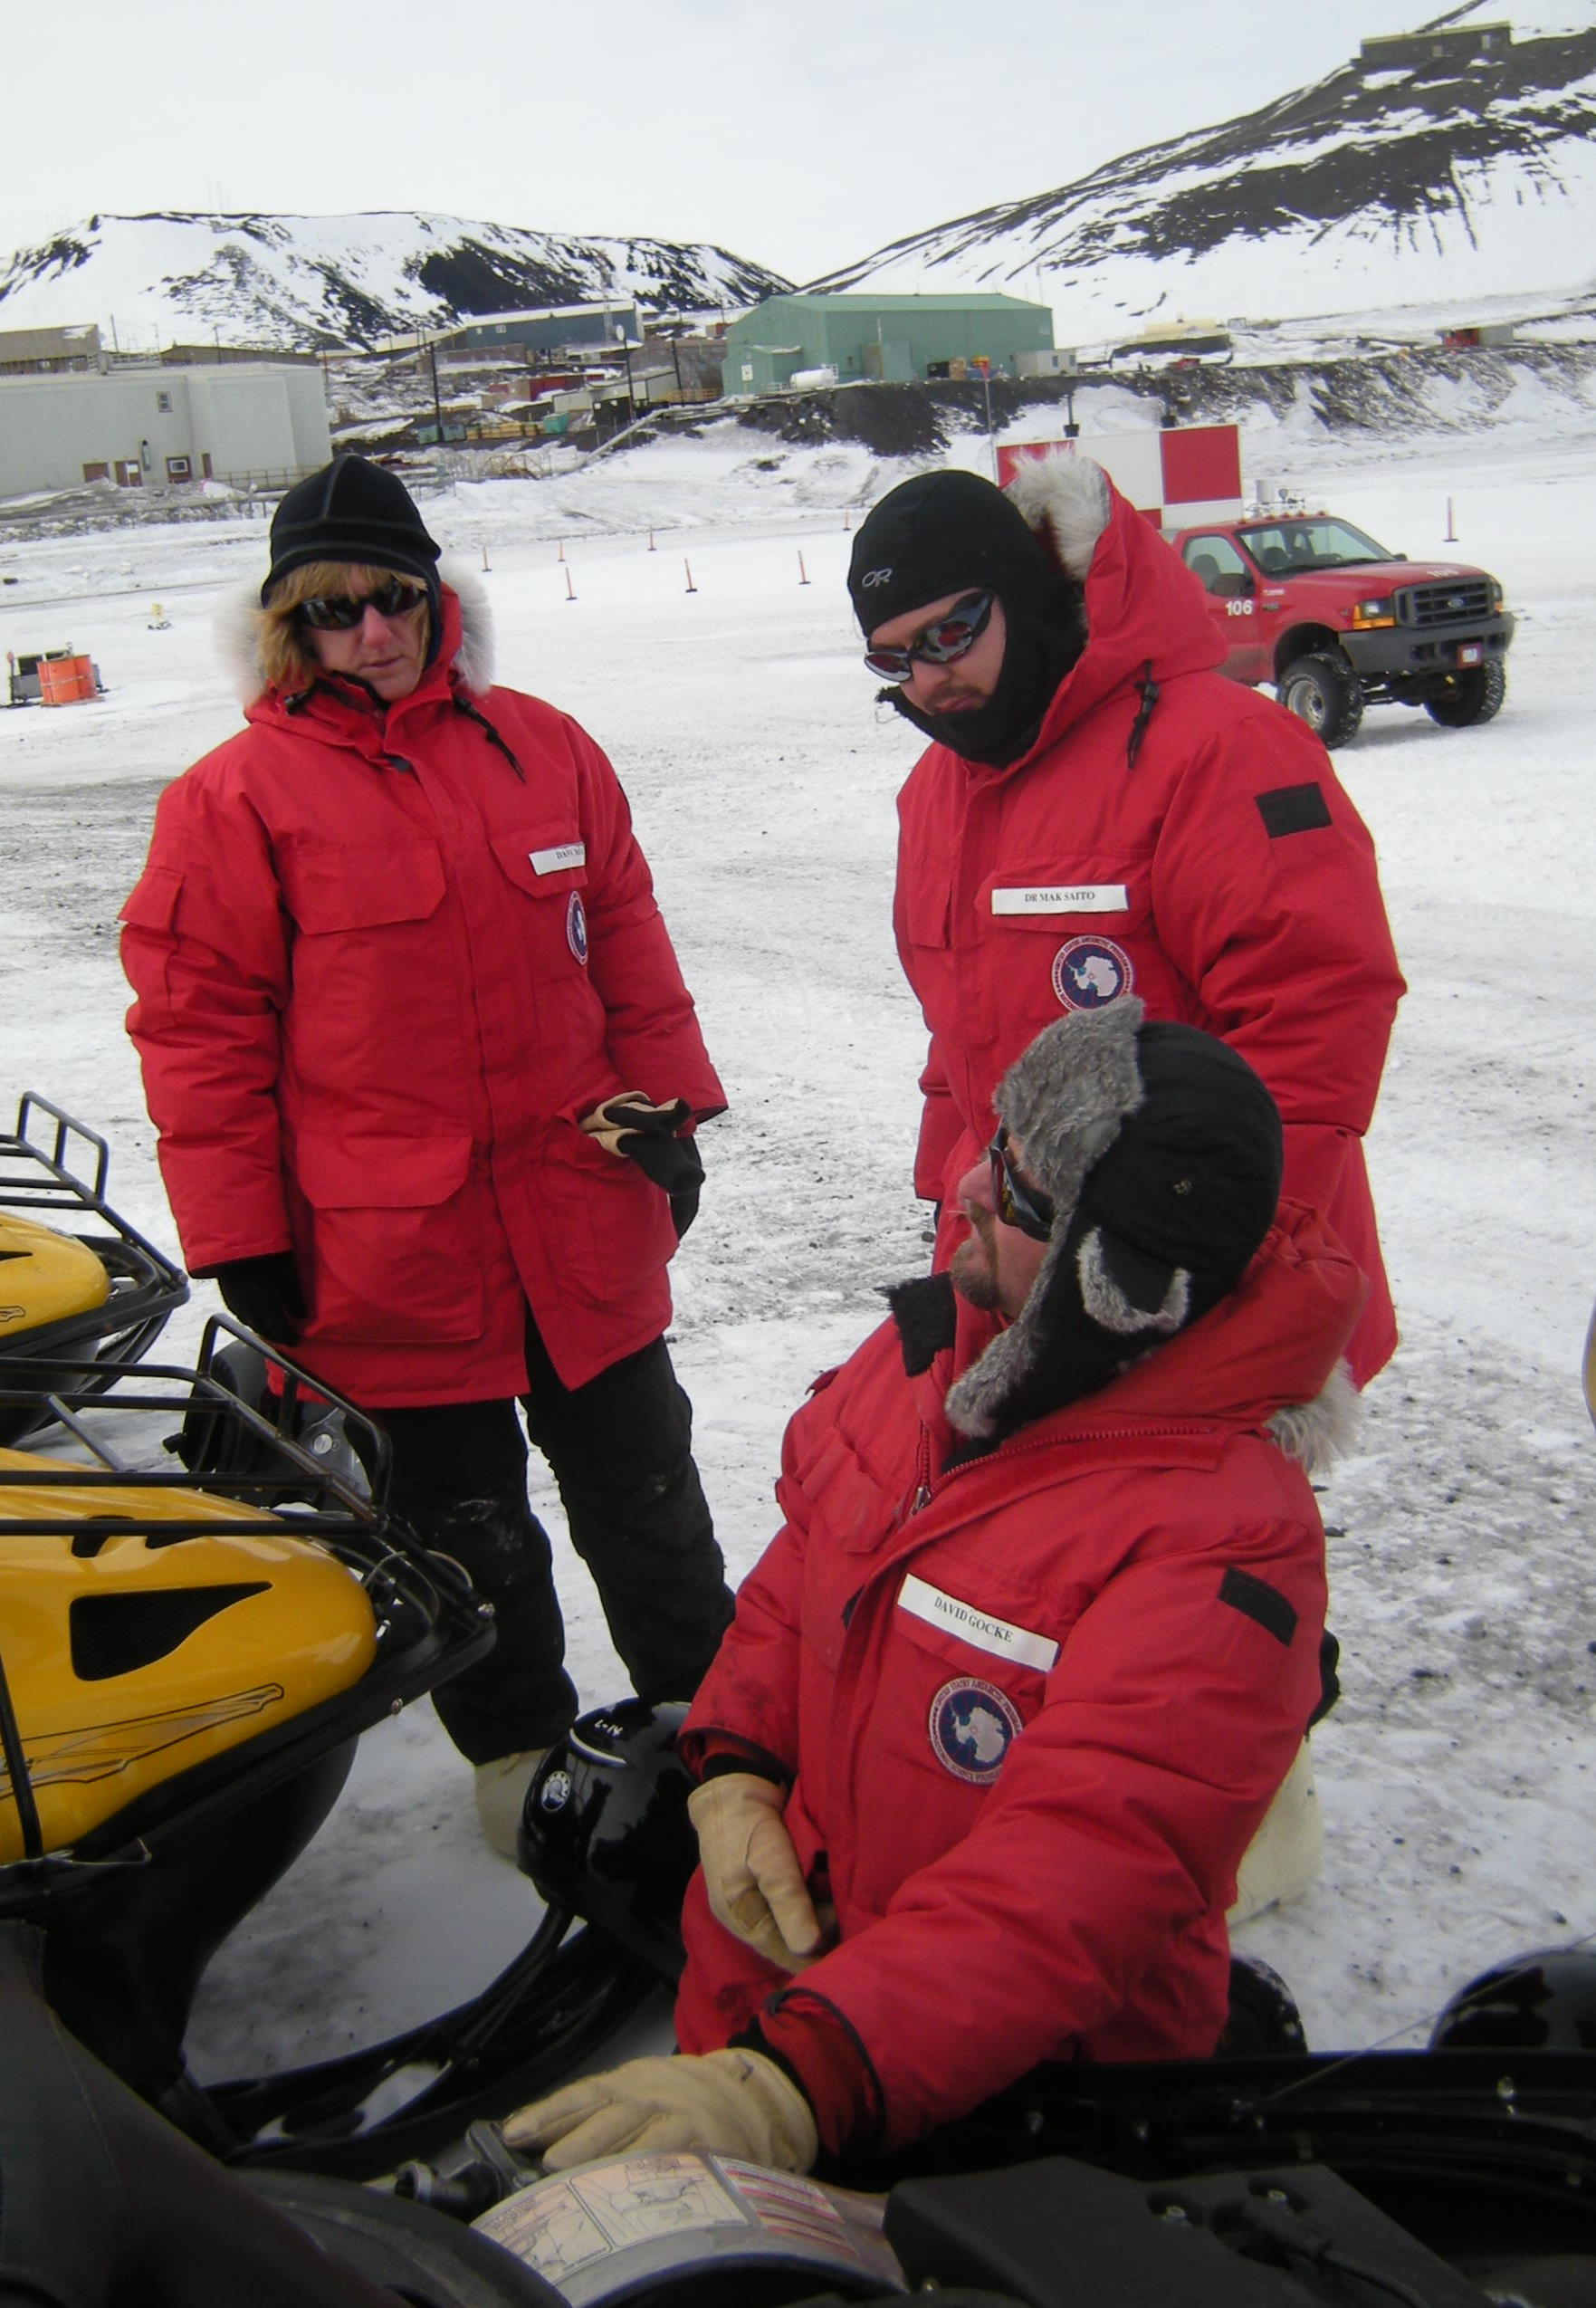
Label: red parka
xmin=894 ymin=460 xmax=1404 ymax=1385
xmin=121 ymin=579 xmax=723 ymax=1405
xmin=675 ymin=1204 xmax=1362 ymax=2158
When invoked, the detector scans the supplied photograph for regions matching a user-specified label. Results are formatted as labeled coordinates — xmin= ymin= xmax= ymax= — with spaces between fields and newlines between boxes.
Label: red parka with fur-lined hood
xmin=121 ymin=576 xmax=723 ymax=1405
xmin=674 ymin=1202 xmax=1362 ymax=2159
xmin=893 ymin=459 xmax=1404 ymax=1385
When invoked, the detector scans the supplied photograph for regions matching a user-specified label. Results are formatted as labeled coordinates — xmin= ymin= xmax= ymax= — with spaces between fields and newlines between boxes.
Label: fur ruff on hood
xmin=216 ymin=559 xmax=494 ymax=707
xmin=1003 ymin=454 xmax=1113 ymax=585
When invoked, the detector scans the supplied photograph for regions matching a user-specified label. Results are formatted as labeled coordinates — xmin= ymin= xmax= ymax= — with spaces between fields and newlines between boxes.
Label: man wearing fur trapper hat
xmin=848 ymin=461 xmax=1404 ymax=1396
xmin=504 ymin=1003 xmax=1363 ymax=2179
xmin=121 ymin=455 xmax=733 ymax=1856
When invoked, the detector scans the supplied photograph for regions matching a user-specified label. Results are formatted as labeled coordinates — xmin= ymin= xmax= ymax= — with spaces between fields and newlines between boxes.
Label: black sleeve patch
xmin=1219 ymin=1566 xmax=1298 ymax=1647
xmin=1255 ymin=781 xmax=1333 ymax=838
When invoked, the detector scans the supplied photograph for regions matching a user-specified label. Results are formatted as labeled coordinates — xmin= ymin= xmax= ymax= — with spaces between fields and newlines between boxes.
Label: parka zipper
xmin=909 ymin=1418 xmax=1212 ymax=1516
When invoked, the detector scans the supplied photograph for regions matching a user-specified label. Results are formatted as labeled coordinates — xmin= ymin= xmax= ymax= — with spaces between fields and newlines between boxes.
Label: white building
xmin=0 ymin=364 xmax=330 ymax=498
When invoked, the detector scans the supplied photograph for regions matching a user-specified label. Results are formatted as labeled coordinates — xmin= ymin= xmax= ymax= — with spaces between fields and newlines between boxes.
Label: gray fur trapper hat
xmin=946 ymin=1000 xmax=1285 ymax=1440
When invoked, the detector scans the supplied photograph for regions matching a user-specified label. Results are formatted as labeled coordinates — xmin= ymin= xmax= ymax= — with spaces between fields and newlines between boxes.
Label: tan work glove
xmin=502 ymin=2047 xmax=818 ymax=2173
xmin=687 ymin=1773 xmax=829 ymax=1972
xmin=579 ymin=1091 xmax=692 ymax=1160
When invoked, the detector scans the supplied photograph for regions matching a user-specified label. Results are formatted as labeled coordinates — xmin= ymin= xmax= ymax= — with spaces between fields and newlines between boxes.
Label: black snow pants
xmin=372 ymin=1308 xmax=733 ymax=1763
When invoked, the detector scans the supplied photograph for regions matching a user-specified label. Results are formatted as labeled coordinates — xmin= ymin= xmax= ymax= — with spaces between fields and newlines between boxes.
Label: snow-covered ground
xmin=2 ymin=400 xmax=1592 ymax=2104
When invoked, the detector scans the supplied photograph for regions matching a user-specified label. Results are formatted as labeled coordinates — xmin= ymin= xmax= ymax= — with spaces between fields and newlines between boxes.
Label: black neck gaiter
xmin=885 ymin=577 xmax=1087 ymax=769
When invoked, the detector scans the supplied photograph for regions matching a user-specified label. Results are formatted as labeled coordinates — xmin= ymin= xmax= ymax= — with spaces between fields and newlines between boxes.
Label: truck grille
xmin=1399 ymin=579 xmax=1494 ymax=627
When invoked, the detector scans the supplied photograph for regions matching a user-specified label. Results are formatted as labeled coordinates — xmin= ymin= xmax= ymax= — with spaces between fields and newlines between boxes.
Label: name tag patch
xmin=530 ymin=841 xmax=586 ymax=875
xmin=992 ymin=884 xmax=1128 ymax=915
xmin=900 ymin=1573 xmax=1059 ymax=1671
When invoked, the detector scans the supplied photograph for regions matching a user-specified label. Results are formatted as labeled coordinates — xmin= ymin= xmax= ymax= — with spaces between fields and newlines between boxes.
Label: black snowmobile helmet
xmin=520 ymin=1700 xmax=697 ymax=1983
xmin=262 ymin=455 xmax=443 ymax=634
xmin=1429 ymin=1947 xmax=1596 ymax=2053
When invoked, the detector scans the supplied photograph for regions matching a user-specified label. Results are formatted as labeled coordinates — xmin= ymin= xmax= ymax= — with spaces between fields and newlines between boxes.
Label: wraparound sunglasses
xmin=295 ymin=578 xmax=425 ymax=630
xmin=864 ymin=589 xmax=995 ymax=683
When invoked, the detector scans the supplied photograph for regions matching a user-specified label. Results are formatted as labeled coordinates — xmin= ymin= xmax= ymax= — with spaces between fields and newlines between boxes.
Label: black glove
xmin=208 ymin=1251 xmax=307 ymax=1344
xmin=580 ymin=1095 xmax=704 ymax=1238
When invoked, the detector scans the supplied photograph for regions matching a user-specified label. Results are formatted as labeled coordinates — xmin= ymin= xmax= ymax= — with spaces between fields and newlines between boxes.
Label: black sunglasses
xmin=988 ymin=1125 xmax=1054 ymax=1241
xmin=295 ymin=578 xmax=425 ymax=630
xmin=864 ymin=590 xmax=995 ymax=683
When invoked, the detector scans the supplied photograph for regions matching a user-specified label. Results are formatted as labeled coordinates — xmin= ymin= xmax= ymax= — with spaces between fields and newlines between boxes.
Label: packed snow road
xmin=0 ymin=414 xmax=1591 ymax=2086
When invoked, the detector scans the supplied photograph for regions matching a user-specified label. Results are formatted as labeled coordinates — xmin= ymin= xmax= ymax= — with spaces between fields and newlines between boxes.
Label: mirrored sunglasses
xmin=988 ymin=1125 xmax=1055 ymax=1241
xmin=864 ymin=589 xmax=995 ymax=683
xmin=295 ymin=577 xmax=425 ymax=630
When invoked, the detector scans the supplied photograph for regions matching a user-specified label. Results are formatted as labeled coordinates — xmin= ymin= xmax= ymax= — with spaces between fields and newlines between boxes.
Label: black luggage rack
xmin=0 ymin=1093 xmax=189 ymax=1438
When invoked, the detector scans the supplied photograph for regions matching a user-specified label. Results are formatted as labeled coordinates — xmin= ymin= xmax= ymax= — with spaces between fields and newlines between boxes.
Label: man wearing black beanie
xmin=122 ymin=455 xmax=735 ymax=1858
xmin=849 ymin=455 xmax=1404 ymax=1401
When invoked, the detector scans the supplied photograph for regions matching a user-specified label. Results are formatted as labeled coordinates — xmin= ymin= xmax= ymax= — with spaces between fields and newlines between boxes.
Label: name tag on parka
xmin=898 ymin=1573 xmax=1060 ymax=1671
xmin=991 ymin=884 xmax=1127 ymax=915
xmin=530 ymin=842 xmax=586 ymax=875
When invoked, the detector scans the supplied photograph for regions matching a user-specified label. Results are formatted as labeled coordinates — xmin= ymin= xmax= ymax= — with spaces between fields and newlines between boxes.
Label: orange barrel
xmin=39 ymin=656 xmax=95 ymax=704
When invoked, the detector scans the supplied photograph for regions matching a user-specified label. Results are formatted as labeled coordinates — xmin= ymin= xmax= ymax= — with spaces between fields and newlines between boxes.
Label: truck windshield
xmin=1238 ymin=517 xmax=1394 ymax=574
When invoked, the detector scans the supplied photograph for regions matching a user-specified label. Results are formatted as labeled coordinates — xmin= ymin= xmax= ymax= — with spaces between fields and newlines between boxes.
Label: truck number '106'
xmin=1225 ymin=599 xmax=1255 ymax=617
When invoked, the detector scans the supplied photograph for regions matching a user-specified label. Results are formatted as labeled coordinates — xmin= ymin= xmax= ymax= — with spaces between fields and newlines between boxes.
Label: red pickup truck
xmin=1167 ymin=512 xmax=1514 ymax=747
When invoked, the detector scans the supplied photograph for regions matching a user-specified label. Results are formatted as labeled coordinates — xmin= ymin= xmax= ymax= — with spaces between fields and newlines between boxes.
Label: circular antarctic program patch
xmin=538 ymin=1767 xmax=573 ymax=1813
xmin=929 ymin=1678 xmax=1023 ymax=1785
xmin=566 ymin=891 xmax=588 ymax=964
xmin=1051 ymin=934 xmax=1132 ymax=1011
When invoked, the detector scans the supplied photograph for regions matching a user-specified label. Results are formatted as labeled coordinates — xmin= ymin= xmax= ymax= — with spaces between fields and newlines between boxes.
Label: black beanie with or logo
xmin=261 ymin=455 xmax=442 ymax=606
xmin=847 ymin=469 xmax=1058 ymax=632
xmin=847 ymin=470 xmax=1086 ymax=771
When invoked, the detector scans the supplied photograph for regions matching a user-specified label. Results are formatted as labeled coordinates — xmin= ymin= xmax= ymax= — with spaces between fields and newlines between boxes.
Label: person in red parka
xmin=502 ymin=1001 xmax=1364 ymax=2176
xmin=120 ymin=455 xmax=733 ymax=1853
xmin=848 ymin=459 xmax=1404 ymax=1393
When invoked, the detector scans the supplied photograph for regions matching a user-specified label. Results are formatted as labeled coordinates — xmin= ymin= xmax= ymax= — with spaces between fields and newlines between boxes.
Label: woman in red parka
xmin=120 ymin=456 xmax=732 ymax=1852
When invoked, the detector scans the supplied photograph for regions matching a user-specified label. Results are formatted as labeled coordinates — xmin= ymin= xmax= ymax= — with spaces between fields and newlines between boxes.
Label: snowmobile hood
xmin=0 ymin=1451 xmax=377 ymax=1863
xmin=0 ymin=1214 xmax=110 ymax=1341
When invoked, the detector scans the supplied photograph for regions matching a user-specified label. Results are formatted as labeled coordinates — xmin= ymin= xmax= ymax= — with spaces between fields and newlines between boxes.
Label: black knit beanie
xmin=262 ymin=455 xmax=442 ymax=606
xmin=848 ymin=470 xmax=1085 ymax=770
xmin=947 ymin=1001 xmax=1284 ymax=1441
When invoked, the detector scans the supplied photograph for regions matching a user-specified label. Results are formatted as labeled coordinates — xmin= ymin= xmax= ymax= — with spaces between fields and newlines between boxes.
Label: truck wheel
xmin=1279 ymin=652 xmax=1364 ymax=748
xmin=1425 ymin=659 xmax=1506 ymax=729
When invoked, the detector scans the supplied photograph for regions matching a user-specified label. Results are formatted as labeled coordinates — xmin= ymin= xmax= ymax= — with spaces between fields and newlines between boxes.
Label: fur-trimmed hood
xmin=217 ymin=559 xmax=495 ymax=710
xmin=924 ymin=1202 xmax=1362 ymax=1480
xmin=992 ymin=455 xmax=1226 ymax=764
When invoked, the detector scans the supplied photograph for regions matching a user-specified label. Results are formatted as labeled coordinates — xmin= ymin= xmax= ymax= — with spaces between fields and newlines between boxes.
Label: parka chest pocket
xmin=979 ymin=856 xmax=1180 ymax=1031
xmin=278 ymin=840 xmax=445 ymax=934
xmin=865 ymin=1570 xmax=1061 ymax=1790
xmin=491 ymin=829 xmax=591 ymax=968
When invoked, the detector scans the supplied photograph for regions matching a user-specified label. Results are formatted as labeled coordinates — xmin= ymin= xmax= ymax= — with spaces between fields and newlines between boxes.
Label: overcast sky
xmin=5 ymin=1 xmax=1445 ymax=285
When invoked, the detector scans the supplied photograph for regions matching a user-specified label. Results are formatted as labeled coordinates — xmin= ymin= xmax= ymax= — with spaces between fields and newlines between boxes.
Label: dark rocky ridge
xmin=809 ymin=13 xmax=1596 ymax=309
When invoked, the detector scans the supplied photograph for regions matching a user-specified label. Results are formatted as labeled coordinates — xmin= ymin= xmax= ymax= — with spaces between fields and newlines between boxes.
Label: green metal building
xmin=722 ymin=292 xmax=1054 ymax=396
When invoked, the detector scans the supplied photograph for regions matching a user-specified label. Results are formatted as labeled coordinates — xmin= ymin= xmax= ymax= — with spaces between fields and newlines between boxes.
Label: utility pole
xmin=422 ymin=330 xmax=445 ymax=445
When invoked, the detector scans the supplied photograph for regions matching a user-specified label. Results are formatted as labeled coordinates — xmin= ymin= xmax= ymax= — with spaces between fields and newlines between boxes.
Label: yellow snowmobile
xmin=0 ymin=1324 xmax=653 ymax=2173
xmin=0 ymin=1094 xmax=187 ymax=1443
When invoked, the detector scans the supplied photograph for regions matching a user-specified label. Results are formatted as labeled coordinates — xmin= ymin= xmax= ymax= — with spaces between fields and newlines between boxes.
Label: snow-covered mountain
xmin=0 ymin=211 xmax=792 ymax=351
xmin=808 ymin=3 xmax=1596 ymax=348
